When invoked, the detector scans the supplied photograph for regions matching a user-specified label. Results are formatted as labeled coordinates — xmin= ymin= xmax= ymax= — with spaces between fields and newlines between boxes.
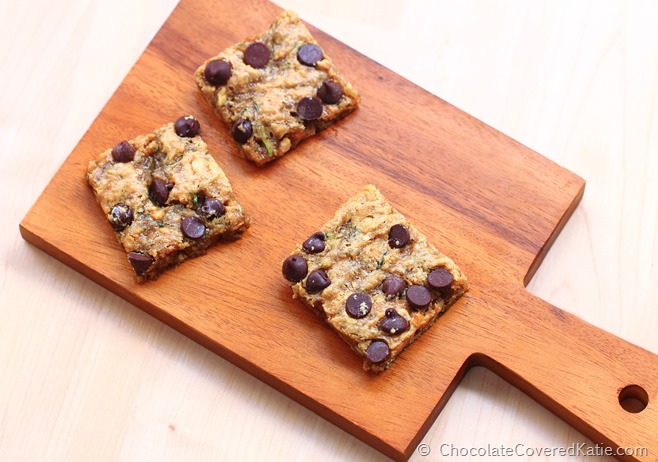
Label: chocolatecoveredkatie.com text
xmin=416 ymin=442 xmax=649 ymax=458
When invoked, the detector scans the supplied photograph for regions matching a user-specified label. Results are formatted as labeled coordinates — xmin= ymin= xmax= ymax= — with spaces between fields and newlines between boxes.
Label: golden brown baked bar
xmin=282 ymin=185 xmax=468 ymax=372
xmin=86 ymin=116 xmax=249 ymax=281
xmin=194 ymin=10 xmax=360 ymax=165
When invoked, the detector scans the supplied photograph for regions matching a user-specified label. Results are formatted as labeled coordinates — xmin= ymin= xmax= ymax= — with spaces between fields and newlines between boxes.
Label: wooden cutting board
xmin=19 ymin=0 xmax=658 ymax=460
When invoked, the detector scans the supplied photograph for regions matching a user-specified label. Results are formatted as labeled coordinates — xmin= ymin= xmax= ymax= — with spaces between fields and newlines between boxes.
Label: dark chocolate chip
xmin=149 ymin=178 xmax=171 ymax=206
xmin=382 ymin=275 xmax=406 ymax=297
xmin=302 ymin=231 xmax=326 ymax=254
xmin=111 ymin=140 xmax=135 ymax=163
xmin=181 ymin=216 xmax=205 ymax=239
xmin=200 ymin=197 xmax=226 ymax=220
xmin=109 ymin=204 xmax=133 ymax=231
xmin=317 ymin=80 xmax=343 ymax=104
xmin=427 ymin=268 xmax=454 ymax=290
xmin=282 ymin=255 xmax=308 ymax=282
xmin=379 ymin=308 xmax=410 ymax=335
xmin=231 ymin=118 xmax=253 ymax=144
xmin=345 ymin=292 xmax=372 ymax=319
xmin=127 ymin=252 xmax=154 ymax=276
xmin=297 ymin=43 xmax=323 ymax=66
xmin=243 ymin=42 xmax=270 ymax=68
xmin=365 ymin=340 xmax=389 ymax=364
xmin=174 ymin=115 xmax=200 ymax=138
xmin=406 ymin=285 xmax=432 ymax=310
xmin=305 ymin=269 xmax=330 ymax=294
xmin=296 ymin=96 xmax=323 ymax=121
xmin=204 ymin=59 xmax=231 ymax=85
xmin=388 ymin=224 xmax=410 ymax=248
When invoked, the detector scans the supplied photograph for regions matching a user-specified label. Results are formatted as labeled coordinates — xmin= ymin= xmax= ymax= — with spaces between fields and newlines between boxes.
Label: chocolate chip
xmin=345 ymin=292 xmax=372 ymax=319
xmin=243 ymin=42 xmax=270 ymax=68
xmin=388 ymin=224 xmax=410 ymax=248
xmin=282 ymin=255 xmax=308 ymax=282
xmin=109 ymin=204 xmax=133 ymax=231
xmin=204 ymin=59 xmax=231 ymax=85
xmin=231 ymin=118 xmax=253 ymax=144
xmin=365 ymin=340 xmax=389 ymax=364
xmin=127 ymin=252 xmax=154 ymax=276
xmin=305 ymin=269 xmax=330 ymax=294
xmin=302 ymin=231 xmax=325 ymax=254
xmin=149 ymin=178 xmax=171 ymax=206
xmin=181 ymin=216 xmax=205 ymax=239
xmin=199 ymin=197 xmax=226 ymax=220
xmin=427 ymin=268 xmax=454 ymax=290
xmin=379 ymin=308 xmax=410 ymax=335
xmin=297 ymin=43 xmax=323 ymax=66
xmin=297 ymin=97 xmax=323 ymax=121
xmin=174 ymin=115 xmax=200 ymax=138
xmin=111 ymin=140 xmax=136 ymax=163
xmin=382 ymin=275 xmax=406 ymax=297
xmin=317 ymin=80 xmax=343 ymax=104
xmin=406 ymin=285 xmax=432 ymax=310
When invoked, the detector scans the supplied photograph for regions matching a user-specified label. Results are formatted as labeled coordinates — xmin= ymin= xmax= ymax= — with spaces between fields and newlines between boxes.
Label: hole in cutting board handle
xmin=618 ymin=385 xmax=649 ymax=413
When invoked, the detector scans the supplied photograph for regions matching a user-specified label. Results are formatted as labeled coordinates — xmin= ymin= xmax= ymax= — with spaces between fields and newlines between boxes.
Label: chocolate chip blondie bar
xmin=86 ymin=116 xmax=249 ymax=281
xmin=282 ymin=185 xmax=468 ymax=372
xmin=194 ymin=10 xmax=360 ymax=166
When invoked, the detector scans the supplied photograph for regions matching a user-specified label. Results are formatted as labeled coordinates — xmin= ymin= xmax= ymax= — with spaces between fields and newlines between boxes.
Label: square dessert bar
xmin=282 ymin=185 xmax=468 ymax=372
xmin=194 ymin=10 xmax=360 ymax=166
xmin=86 ymin=116 xmax=250 ymax=281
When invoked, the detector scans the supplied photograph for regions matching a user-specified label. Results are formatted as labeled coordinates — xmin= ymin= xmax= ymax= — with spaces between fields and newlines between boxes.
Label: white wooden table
xmin=2 ymin=1 xmax=656 ymax=460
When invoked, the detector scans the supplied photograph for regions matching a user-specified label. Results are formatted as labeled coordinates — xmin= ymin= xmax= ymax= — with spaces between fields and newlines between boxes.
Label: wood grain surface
xmin=8 ymin=0 xmax=658 ymax=461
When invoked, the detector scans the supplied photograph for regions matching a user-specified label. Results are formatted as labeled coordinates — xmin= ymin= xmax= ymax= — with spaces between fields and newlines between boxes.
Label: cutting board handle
xmin=473 ymin=288 xmax=658 ymax=462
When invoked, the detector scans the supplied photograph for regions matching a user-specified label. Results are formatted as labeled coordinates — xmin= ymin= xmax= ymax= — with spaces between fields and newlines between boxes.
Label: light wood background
xmin=2 ymin=1 xmax=657 ymax=461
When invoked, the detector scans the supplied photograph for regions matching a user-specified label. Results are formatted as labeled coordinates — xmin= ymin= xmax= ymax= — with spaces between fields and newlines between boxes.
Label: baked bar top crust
xmin=86 ymin=116 xmax=249 ymax=281
xmin=282 ymin=185 xmax=468 ymax=373
xmin=195 ymin=10 xmax=360 ymax=166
